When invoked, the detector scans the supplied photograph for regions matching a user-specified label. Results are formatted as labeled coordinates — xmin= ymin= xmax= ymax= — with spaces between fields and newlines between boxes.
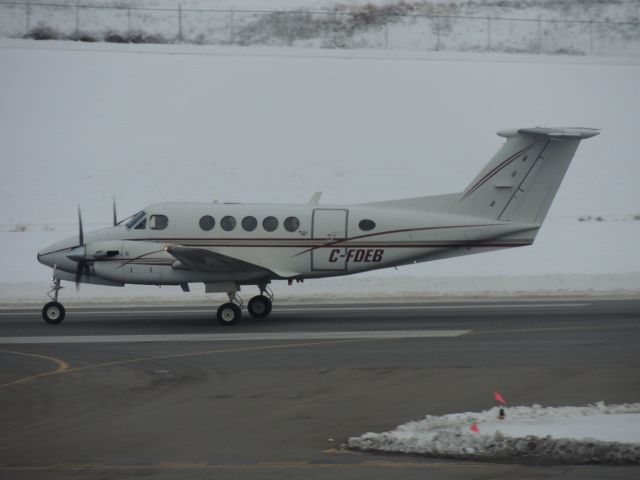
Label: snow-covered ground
xmin=348 ymin=403 xmax=640 ymax=464
xmin=1 ymin=40 xmax=639 ymax=304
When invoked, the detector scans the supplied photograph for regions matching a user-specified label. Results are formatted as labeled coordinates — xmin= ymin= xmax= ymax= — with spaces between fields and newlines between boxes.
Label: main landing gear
xmin=216 ymin=284 xmax=274 ymax=326
xmin=42 ymin=276 xmax=65 ymax=324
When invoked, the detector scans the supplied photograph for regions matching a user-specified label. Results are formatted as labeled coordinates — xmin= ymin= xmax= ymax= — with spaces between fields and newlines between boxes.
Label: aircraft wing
xmin=164 ymin=245 xmax=298 ymax=278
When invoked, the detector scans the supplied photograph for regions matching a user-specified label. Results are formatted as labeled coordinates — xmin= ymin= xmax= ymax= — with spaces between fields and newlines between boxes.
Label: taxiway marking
xmin=0 ymin=349 xmax=69 ymax=389
xmin=0 ymin=330 xmax=471 ymax=345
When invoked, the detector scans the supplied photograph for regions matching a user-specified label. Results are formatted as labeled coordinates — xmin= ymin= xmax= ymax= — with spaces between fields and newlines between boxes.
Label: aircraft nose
xmin=37 ymin=237 xmax=77 ymax=269
xmin=37 ymin=246 xmax=55 ymax=267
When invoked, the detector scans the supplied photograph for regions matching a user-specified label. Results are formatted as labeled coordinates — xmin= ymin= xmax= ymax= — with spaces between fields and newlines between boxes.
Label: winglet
xmin=308 ymin=191 xmax=322 ymax=205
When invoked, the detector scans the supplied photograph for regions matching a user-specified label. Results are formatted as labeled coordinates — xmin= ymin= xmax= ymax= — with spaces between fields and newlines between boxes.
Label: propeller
xmin=66 ymin=206 xmax=90 ymax=290
xmin=68 ymin=199 xmax=118 ymax=290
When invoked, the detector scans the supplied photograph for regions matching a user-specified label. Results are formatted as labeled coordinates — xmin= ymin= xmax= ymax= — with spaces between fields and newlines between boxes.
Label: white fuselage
xmin=37 ymin=201 xmax=536 ymax=289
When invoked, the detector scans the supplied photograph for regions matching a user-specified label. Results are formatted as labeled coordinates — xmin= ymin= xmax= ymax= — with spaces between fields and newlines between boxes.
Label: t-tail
xmin=449 ymin=127 xmax=599 ymax=225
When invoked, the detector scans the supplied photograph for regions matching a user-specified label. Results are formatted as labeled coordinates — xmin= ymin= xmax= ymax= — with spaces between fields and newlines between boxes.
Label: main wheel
xmin=42 ymin=301 xmax=65 ymax=324
xmin=247 ymin=295 xmax=272 ymax=318
xmin=217 ymin=303 xmax=241 ymax=326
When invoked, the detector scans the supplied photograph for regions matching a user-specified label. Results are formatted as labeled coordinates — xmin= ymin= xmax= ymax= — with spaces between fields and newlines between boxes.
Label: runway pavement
xmin=0 ymin=298 xmax=639 ymax=479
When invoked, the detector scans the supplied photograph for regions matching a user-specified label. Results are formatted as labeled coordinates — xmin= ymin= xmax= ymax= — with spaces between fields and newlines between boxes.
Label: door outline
xmin=311 ymin=208 xmax=349 ymax=272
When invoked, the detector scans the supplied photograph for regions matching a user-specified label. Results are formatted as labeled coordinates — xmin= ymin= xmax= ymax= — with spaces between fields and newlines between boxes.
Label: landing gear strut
xmin=42 ymin=276 xmax=65 ymax=324
xmin=248 ymin=283 xmax=273 ymax=319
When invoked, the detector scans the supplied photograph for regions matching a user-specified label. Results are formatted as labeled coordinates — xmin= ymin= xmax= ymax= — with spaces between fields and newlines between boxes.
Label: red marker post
xmin=494 ymin=391 xmax=507 ymax=420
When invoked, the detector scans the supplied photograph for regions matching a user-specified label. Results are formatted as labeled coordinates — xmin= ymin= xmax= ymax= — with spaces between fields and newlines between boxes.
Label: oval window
xmin=262 ymin=216 xmax=279 ymax=232
xmin=221 ymin=216 xmax=237 ymax=231
xmin=241 ymin=216 xmax=257 ymax=232
xmin=359 ymin=219 xmax=376 ymax=231
xmin=284 ymin=216 xmax=300 ymax=232
xmin=199 ymin=215 xmax=215 ymax=231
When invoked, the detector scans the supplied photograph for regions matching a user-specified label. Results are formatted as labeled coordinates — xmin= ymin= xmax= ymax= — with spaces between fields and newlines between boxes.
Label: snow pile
xmin=348 ymin=403 xmax=640 ymax=464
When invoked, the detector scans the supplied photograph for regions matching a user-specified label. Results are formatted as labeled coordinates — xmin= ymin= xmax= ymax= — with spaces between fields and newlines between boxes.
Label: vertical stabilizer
xmin=450 ymin=127 xmax=599 ymax=224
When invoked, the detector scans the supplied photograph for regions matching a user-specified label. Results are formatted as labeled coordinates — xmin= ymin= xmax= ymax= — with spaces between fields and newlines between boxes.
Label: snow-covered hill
xmin=1 ymin=0 xmax=639 ymax=56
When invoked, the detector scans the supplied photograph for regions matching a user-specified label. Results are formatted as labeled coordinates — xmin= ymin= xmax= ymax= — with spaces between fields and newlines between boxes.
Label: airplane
xmin=37 ymin=127 xmax=599 ymax=325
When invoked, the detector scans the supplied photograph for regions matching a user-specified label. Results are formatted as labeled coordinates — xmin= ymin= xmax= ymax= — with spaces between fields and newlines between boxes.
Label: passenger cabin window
xmin=221 ymin=216 xmax=236 ymax=231
xmin=199 ymin=215 xmax=215 ymax=231
xmin=149 ymin=214 xmax=168 ymax=230
xmin=262 ymin=216 xmax=278 ymax=232
xmin=125 ymin=211 xmax=145 ymax=229
xmin=284 ymin=216 xmax=300 ymax=232
xmin=242 ymin=216 xmax=257 ymax=232
xmin=359 ymin=219 xmax=376 ymax=231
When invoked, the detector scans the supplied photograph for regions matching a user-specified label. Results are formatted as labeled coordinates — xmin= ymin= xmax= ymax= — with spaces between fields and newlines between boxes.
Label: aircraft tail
xmin=449 ymin=127 xmax=599 ymax=224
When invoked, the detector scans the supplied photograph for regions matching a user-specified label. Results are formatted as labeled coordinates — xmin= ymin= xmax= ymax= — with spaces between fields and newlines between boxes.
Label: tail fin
xmin=450 ymin=127 xmax=599 ymax=223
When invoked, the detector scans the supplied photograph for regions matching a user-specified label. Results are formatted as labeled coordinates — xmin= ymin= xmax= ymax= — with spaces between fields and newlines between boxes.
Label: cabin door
xmin=311 ymin=208 xmax=348 ymax=271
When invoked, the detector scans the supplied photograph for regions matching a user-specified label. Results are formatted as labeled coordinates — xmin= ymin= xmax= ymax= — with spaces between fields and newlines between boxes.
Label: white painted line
xmin=0 ymin=330 xmax=471 ymax=344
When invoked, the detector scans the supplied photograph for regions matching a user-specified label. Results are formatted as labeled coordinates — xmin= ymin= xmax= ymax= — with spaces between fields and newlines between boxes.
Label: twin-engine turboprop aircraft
xmin=37 ymin=127 xmax=599 ymax=325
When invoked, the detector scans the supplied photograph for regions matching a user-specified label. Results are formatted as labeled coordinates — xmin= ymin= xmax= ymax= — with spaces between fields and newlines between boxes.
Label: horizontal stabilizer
xmin=497 ymin=127 xmax=600 ymax=139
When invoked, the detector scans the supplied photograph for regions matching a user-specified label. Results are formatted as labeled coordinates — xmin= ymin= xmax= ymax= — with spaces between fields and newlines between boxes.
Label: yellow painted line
xmin=0 ymin=349 xmax=69 ymax=389
xmin=0 ymin=338 xmax=385 ymax=389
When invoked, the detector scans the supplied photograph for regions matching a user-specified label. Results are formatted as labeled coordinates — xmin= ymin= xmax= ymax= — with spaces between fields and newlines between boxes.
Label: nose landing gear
xmin=42 ymin=276 xmax=65 ymax=324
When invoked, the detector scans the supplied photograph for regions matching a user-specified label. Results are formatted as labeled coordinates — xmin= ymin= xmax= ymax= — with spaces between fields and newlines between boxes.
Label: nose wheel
xmin=42 ymin=275 xmax=65 ymax=324
xmin=42 ymin=301 xmax=65 ymax=324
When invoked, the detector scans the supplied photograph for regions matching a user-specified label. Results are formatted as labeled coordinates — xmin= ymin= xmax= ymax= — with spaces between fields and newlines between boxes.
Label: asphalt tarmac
xmin=0 ymin=299 xmax=639 ymax=479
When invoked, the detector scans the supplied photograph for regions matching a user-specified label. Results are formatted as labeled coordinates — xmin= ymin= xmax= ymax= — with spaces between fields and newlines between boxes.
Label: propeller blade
xmin=75 ymin=261 xmax=83 ymax=290
xmin=77 ymin=205 xmax=84 ymax=246
xmin=112 ymin=197 xmax=117 ymax=226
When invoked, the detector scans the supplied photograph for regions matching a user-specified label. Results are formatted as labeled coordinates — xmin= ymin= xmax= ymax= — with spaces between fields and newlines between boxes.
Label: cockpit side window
xmin=149 ymin=214 xmax=168 ymax=230
xmin=125 ymin=211 xmax=146 ymax=229
xmin=134 ymin=218 xmax=147 ymax=230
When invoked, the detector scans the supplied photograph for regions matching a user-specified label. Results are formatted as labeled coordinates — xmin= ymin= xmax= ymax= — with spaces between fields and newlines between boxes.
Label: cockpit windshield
xmin=125 ymin=211 xmax=146 ymax=229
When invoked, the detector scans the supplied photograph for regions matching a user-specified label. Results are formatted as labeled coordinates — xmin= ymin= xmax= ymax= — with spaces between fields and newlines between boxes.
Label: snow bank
xmin=348 ymin=403 xmax=640 ymax=464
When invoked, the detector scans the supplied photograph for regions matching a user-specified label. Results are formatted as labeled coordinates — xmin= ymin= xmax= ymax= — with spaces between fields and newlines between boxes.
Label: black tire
xmin=42 ymin=301 xmax=65 ymax=324
xmin=217 ymin=303 xmax=241 ymax=326
xmin=247 ymin=295 xmax=272 ymax=318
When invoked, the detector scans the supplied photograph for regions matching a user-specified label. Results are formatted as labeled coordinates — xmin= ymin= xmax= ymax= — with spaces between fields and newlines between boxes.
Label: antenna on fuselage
xmin=308 ymin=191 xmax=322 ymax=205
xmin=77 ymin=206 xmax=84 ymax=246
xmin=112 ymin=197 xmax=117 ymax=226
